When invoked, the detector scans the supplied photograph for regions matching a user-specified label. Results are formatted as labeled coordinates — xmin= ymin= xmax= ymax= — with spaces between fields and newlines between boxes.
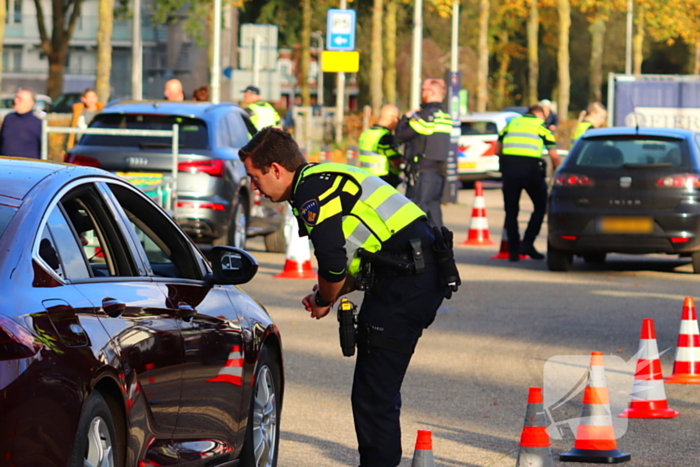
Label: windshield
xmin=461 ymin=121 xmax=499 ymax=136
xmin=0 ymin=205 xmax=17 ymax=240
xmin=569 ymin=137 xmax=690 ymax=169
xmin=52 ymin=93 xmax=81 ymax=108
xmin=80 ymin=114 xmax=209 ymax=150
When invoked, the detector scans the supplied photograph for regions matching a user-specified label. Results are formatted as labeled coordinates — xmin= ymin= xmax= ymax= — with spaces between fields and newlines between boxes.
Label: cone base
xmin=618 ymin=406 xmax=679 ymax=419
xmin=274 ymin=260 xmax=317 ymax=279
xmin=559 ymin=448 xmax=631 ymax=464
xmin=517 ymin=446 xmax=555 ymax=467
xmin=491 ymin=252 xmax=528 ymax=260
xmin=665 ymin=373 xmax=700 ymax=384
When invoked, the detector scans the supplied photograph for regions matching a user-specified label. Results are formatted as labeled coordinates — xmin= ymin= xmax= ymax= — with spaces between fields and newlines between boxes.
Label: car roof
xmin=581 ymin=127 xmax=698 ymax=139
xmin=99 ymin=100 xmax=244 ymax=119
xmin=460 ymin=111 xmax=522 ymax=121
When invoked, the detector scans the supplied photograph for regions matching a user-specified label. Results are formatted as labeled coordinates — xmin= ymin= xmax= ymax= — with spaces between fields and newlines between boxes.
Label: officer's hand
xmin=302 ymin=294 xmax=332 ymax=320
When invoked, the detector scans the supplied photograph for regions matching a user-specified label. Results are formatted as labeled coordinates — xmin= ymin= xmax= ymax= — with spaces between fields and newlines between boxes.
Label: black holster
xmin=431 ymin=226 xmax=461 ymax=299
xmin=337 ymin=298 xmax=358 ymax=357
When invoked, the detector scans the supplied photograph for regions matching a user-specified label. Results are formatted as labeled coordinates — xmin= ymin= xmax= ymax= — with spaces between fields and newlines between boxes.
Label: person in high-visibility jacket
xmin=395 ymin=78 xmax=453 ymax=227
xmin=239 ymin=127 xmax=460 ymax=467
xmin=496 ymin=104 xmax=560 ymax=261
xmin=357 ymin=104 xmax=403 ymax=188
xmin=241 ymin=85 xmax=281 ymax=130
xmin=571 ymin=102 xmax=607 ymax=147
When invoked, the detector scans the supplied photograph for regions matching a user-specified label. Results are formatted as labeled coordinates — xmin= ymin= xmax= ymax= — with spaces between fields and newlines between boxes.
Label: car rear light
xmin=178 ymin=159 xmax=225 ymax=177
xmin=177 ymin=201 xmax=226 ymax=211
xmin=561 ymin=235 xmax=578 ymax=241
xmin=671 ymin=237 xmax=691 ymax=243
xmin=65 ymin=153 xmax=101 ymax=168
xmin=0 ymin=314 xmax=40 ymax=361
xmin=656 ymin=175 xmax=700 ymax=189
xmin=554 ymin=173 xmax=595 ymax=187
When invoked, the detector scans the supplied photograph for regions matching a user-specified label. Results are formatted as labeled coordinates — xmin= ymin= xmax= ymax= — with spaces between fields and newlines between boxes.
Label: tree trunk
xmin=633 ymin=4 xmax=644 ymax=74
xmin=556 ymin=0 xmax=570 ymax=121
xmin=476 ymin=0 xmax=490 ymax=112
xmin=383 ymin=0 xmax=397 ymax=105
xmin=494 ymin=30 xmax=510 ymax=110
xmin=300 ymin=0 xmax=311 ymax=106
xmin=96 ymin=0 xmax=115 ymax=104
xmin=47 ymin=50 xmax=69 ymax=99
xmin=695 ymin=41 xmax=700 ymax=75
xmin=527 ymin=0 xmax=539 ymax=105
xmin=370 ymin=0 xmax=384 ymax=116
xmin=588 ymin=15 xmax=605 ymax=102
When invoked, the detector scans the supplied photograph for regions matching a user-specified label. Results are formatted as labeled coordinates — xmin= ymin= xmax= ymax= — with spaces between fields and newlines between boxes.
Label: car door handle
xmin=102 ymin=297 xmax=126 ymax=318
xmin=178 ymin=302 xmax=196 ymax=321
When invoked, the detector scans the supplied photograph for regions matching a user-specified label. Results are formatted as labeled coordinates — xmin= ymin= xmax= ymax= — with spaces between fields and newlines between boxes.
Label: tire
xmin=264 ymin=227 xmax=287 ymax=253
xmin=691 ymin=251 xmax=700 ymax=274
xmin=239 ymin=346 xmax=281 ymax=467
xmin=547 ymin=242 xmax=573 ymax=272
xmin=583 ymin=252 xmax=607 ymax=264
xmin=213 ymin=201 xmax=247 ymax=249
xmin=68 ymin=391 xmax=122 ymax=467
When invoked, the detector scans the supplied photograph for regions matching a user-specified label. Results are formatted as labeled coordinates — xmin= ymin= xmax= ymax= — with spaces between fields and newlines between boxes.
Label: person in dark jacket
xmin=0 ymin=88 xmax=42 ymax=159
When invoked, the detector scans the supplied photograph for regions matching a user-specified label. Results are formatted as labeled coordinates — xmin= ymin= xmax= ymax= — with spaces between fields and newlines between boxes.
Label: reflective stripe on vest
xmin=249 ymin=102 xmax=280 ymax=129
xmin=409 ymin=109 xmax=453 ymax=135
xmin=573 ymin=121 xmax=594 ymax=142
xmin=294 ymin=163 xmax=425 ymax=275
xmin=358 ymin=127 xmax=390 ymax=176
xmin=501 ymin=116 xmax=546 ymax=158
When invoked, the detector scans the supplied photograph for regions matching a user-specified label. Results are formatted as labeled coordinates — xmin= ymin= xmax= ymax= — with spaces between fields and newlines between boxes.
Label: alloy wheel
xmin=84 ymin=416 xmax=114 ymax=467
xmin=252 ymin=365 xmax=277 ymax=467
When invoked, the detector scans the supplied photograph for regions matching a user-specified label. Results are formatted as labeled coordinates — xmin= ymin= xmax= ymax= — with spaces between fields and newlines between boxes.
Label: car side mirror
xmin=210 ymin=246 xmax=258 ymax=285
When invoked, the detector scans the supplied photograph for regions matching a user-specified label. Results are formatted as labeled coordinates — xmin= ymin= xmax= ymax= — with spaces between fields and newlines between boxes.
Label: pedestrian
xmin=539 ymin=98 xmax=558 ymax=132
xmin=357 ymin=104 xmax=404 ymax=188
xmin=192 ymin=85 xmax=210 ymax=102
xmin=497 ymin=104 xmax=560 ymax=261
xmin=395 ymin=78 xmax=453 ymax=227
xmin=241 ymin=85 xmax=280 ymax=130
xmin=0 ymin=88 xmax=42 ymax=159
xmin=164 ymin=79 xmax=185 ymax=101
xmin=67 ymin=88 xmax=104 ymax=150
xmin=239 ymin=127 xmax=460 ymax=467
xmin=571 ymin=102 xmax=607 ymax=147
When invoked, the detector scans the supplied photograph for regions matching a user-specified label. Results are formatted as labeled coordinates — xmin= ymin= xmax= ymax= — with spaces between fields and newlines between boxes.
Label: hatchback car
xmin=548 ymin=127 xmax=700 ymax=272
xmin=65 ymin=101 xmax=287 ymax=252
xmin=0 ymin=158 xmax=283 ymax=466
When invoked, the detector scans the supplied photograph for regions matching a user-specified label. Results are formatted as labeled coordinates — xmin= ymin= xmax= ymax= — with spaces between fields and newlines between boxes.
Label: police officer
xmin=395 ymin=78 xmax=453 ymax=227
xmin=571 ymin=102 xmax=607 ymax=147
xmin=241 ymin=85 xmax=281 ymax=130
xmin=239 ymin=127 xmax=459 ymax=467
xmin=496 ymin=104 xmax=560 ymax=261
xmin=358 ymin=104 xmax=403 ymax=188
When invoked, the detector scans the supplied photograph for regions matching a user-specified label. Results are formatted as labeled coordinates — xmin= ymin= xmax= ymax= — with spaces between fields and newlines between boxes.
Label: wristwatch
xmin=314 ymin=290 xmax=333 ymax=307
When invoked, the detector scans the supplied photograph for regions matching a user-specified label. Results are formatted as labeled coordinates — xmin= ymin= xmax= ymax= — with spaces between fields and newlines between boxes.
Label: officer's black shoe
xmin=520 ymin=245 xmax=545 ymax=260
xmin=509 ymin=252 xmax=520 ymax=262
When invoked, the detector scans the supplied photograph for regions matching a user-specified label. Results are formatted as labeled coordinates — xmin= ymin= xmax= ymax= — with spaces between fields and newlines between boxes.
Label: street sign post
xmin=326 ymin=9 xmax=356 ymax=52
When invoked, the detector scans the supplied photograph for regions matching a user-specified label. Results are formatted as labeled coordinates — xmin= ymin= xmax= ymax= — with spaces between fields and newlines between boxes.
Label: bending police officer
xmin=239 ymin=128 xmax=460 ymax=467
xmin=358 ymin=104 xmax=404 ymax=188
xmin=496 ymin=104 xmax=560 ymax=261
xmin=395 ymin=78 xmax=453 ymax=227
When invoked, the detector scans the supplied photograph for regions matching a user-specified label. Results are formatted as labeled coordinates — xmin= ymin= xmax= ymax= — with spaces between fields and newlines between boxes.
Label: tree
xmin=34 ymin=0 xmax=85 ymax=99
xmin=96 ymin=0 xmax=116 ymax=104
xmin=371 ymin=0 xmax=384 ymax=115
xmin=527 ymin=0 xmax=539 ymax=104
xmin=556 ymin=0 xmax=571 ymax=120
xmin=383 ymin=0 xmax=398 ymax=105
xmin=300 ymin=0 xmax=311 ymax=106
xmin=476 ymin=0 xmax=490 ymax=111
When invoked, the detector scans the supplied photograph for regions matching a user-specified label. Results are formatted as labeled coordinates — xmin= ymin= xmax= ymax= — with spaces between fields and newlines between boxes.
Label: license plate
xmin=459 ymin=162 xmax=477 ymax=169
xmin=598 ymin=217 xmax=654 ymax=234
xmin=115 ymin=172 xmax=166 ymax=189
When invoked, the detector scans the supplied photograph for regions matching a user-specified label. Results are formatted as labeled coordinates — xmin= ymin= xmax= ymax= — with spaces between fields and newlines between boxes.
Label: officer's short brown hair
xmin=239 ymin=127 xmax=306 ymax=174
xmin=528 ymin=104 xmax=544 ymax=115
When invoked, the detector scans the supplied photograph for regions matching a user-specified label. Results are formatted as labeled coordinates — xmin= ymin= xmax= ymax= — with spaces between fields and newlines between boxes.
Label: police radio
xmin=337 ymin=298 xmax=358 ymax=357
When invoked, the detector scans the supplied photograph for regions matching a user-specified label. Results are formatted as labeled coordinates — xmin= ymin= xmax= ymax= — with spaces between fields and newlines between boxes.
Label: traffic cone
xmin=411 ymin=430 xmax=435 ymax=467
xmin=666 ymin=297 xmax=700 ymax=384
xmin=274 ymin=207 xmax=317 ymax=279
xmin=461 ymin=181 xmax=494 ymax=246
xmin=516 ymin=387 xmax=555 ymax=467
xmin=491 ymin=224 xmax=527 ymax=260
xmin=559 ymin=352 xmax=631 ymax=464
xmin=207 ymin=345 xmax=244 ymax=386
xmin=619 ymin=319 xmax=679 ymax=418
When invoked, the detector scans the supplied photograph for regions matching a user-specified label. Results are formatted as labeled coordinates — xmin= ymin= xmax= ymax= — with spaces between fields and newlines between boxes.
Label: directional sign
xmin=326 ymin=9 xmax=356 ymax=52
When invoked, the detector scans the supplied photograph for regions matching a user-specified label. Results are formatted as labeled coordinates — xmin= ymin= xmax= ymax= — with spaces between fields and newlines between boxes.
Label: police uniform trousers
xmin=406 ymin=170 xmax=445 ymax=228
xmin=351 ymin=222 xmax=445 ymax=467
xmin=501 ymin=163 xmax=548 ymax=255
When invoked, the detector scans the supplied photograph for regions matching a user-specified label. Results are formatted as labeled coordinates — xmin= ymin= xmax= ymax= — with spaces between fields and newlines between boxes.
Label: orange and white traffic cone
xmin=619 ymin=318 xmax=679 ymax=418
xmin=559 ymin=352 xmax=631 ymax=464
xmin=491 ymin=224 xmax=527 ymax=260
xmin=666 ymin=297 xmax=700 ymax=384
xmin=411 ymin=430 xmax=435 ymax=467
xmin=516 ymin=387 xmax=555 ymax=467
xmin=274 ymin=206 xmax=316 ymax=279
xmin=461 ymin=181 xmax=494 ymax=246
xmin=207 ymin=345 xmax=244 ymax=386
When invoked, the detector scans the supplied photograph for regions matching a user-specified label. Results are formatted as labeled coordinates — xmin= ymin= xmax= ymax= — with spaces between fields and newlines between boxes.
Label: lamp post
xmin=131 ymin=0 xmax=142 ymax=100
xmin=311 ymin=31 xmax=324 ymax=106
xmin=210 ymin=0 xmax=222 ymax=103
xmin=410 ymin=0 xmax=423 ymax=109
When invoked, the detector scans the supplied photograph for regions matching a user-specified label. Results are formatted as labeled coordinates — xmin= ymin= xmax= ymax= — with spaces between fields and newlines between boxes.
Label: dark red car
xmin=0 ymin=158 xmax=283 ymax=467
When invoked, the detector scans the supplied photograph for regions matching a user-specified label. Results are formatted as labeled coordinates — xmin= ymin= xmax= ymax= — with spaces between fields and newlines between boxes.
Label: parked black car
xmin=548 ymin=127 xmax=700 ymax=272
xmin=0 ymin=158 xmax=283 ymax=466
xmin=65 ymin=101 xmax=287 ymax=252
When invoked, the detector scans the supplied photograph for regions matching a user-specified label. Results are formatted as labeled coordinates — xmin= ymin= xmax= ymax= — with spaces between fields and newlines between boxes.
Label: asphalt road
xmin=241 ymin=182 xmax=700 ymax=467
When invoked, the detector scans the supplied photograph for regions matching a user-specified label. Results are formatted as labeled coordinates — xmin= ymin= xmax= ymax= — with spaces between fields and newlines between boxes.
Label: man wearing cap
xmin=241 ymin=85 xmax=280 ymax=130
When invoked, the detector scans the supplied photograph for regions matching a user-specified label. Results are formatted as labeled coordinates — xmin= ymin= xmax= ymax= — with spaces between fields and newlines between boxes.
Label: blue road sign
xmin=326 ymin=9 xmax=356 ymax=52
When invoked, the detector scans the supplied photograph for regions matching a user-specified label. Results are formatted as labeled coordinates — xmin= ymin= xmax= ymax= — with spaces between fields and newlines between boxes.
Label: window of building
xmin=6 ymin=0 xmax=21 ymax=24
xmin=2 ymin=46 xmax=21 ymax=72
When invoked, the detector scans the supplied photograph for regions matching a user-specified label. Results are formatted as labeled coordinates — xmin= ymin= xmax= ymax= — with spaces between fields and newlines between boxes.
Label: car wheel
xmin=547 ymin=242 xmax=573 ymax=272
xmin=264 ymin=208 xmax=288 ymax=253
xmin=583 ymin=252 xmax=606 ymax=264
xmin=691 ymin=251 xmax=700 ymax=274
xmin=214 ymin=202 xmax=247 ymax=249
xmin=239 ymin=346 xmax=281 ymax=467
xmin=68 ymin=391 xmax=122 ymax=467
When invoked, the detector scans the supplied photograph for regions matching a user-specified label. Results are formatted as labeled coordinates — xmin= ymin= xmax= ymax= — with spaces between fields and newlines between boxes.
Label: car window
xmin=227 ymin=112 xmax=253 ymax=147
xmin=0 ymin=204 xmax=16 ymax=241
xmin=695 ymin=134 xmax=700 ymax=153
xmin=0 ymin=98 xmax=13 ymax=109
xmin=461 ymin=121 xmax=498 ymax=136
xmin=570 ymin=137 xmax=689 ymax=169
xmin=80 ymin=114 xmax=209 ymax=150
xmin=43 ymin=206 xmax=90 ymax=279
xmin=107 ymin=183 xmax=201 ymax=280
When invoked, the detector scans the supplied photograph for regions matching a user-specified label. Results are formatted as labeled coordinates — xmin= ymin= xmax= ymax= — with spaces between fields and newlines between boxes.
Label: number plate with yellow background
xmin=599 ymin=217 xmax=654 ymax=234
xmin=458 ymin=162 xmax=477 ymax=169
